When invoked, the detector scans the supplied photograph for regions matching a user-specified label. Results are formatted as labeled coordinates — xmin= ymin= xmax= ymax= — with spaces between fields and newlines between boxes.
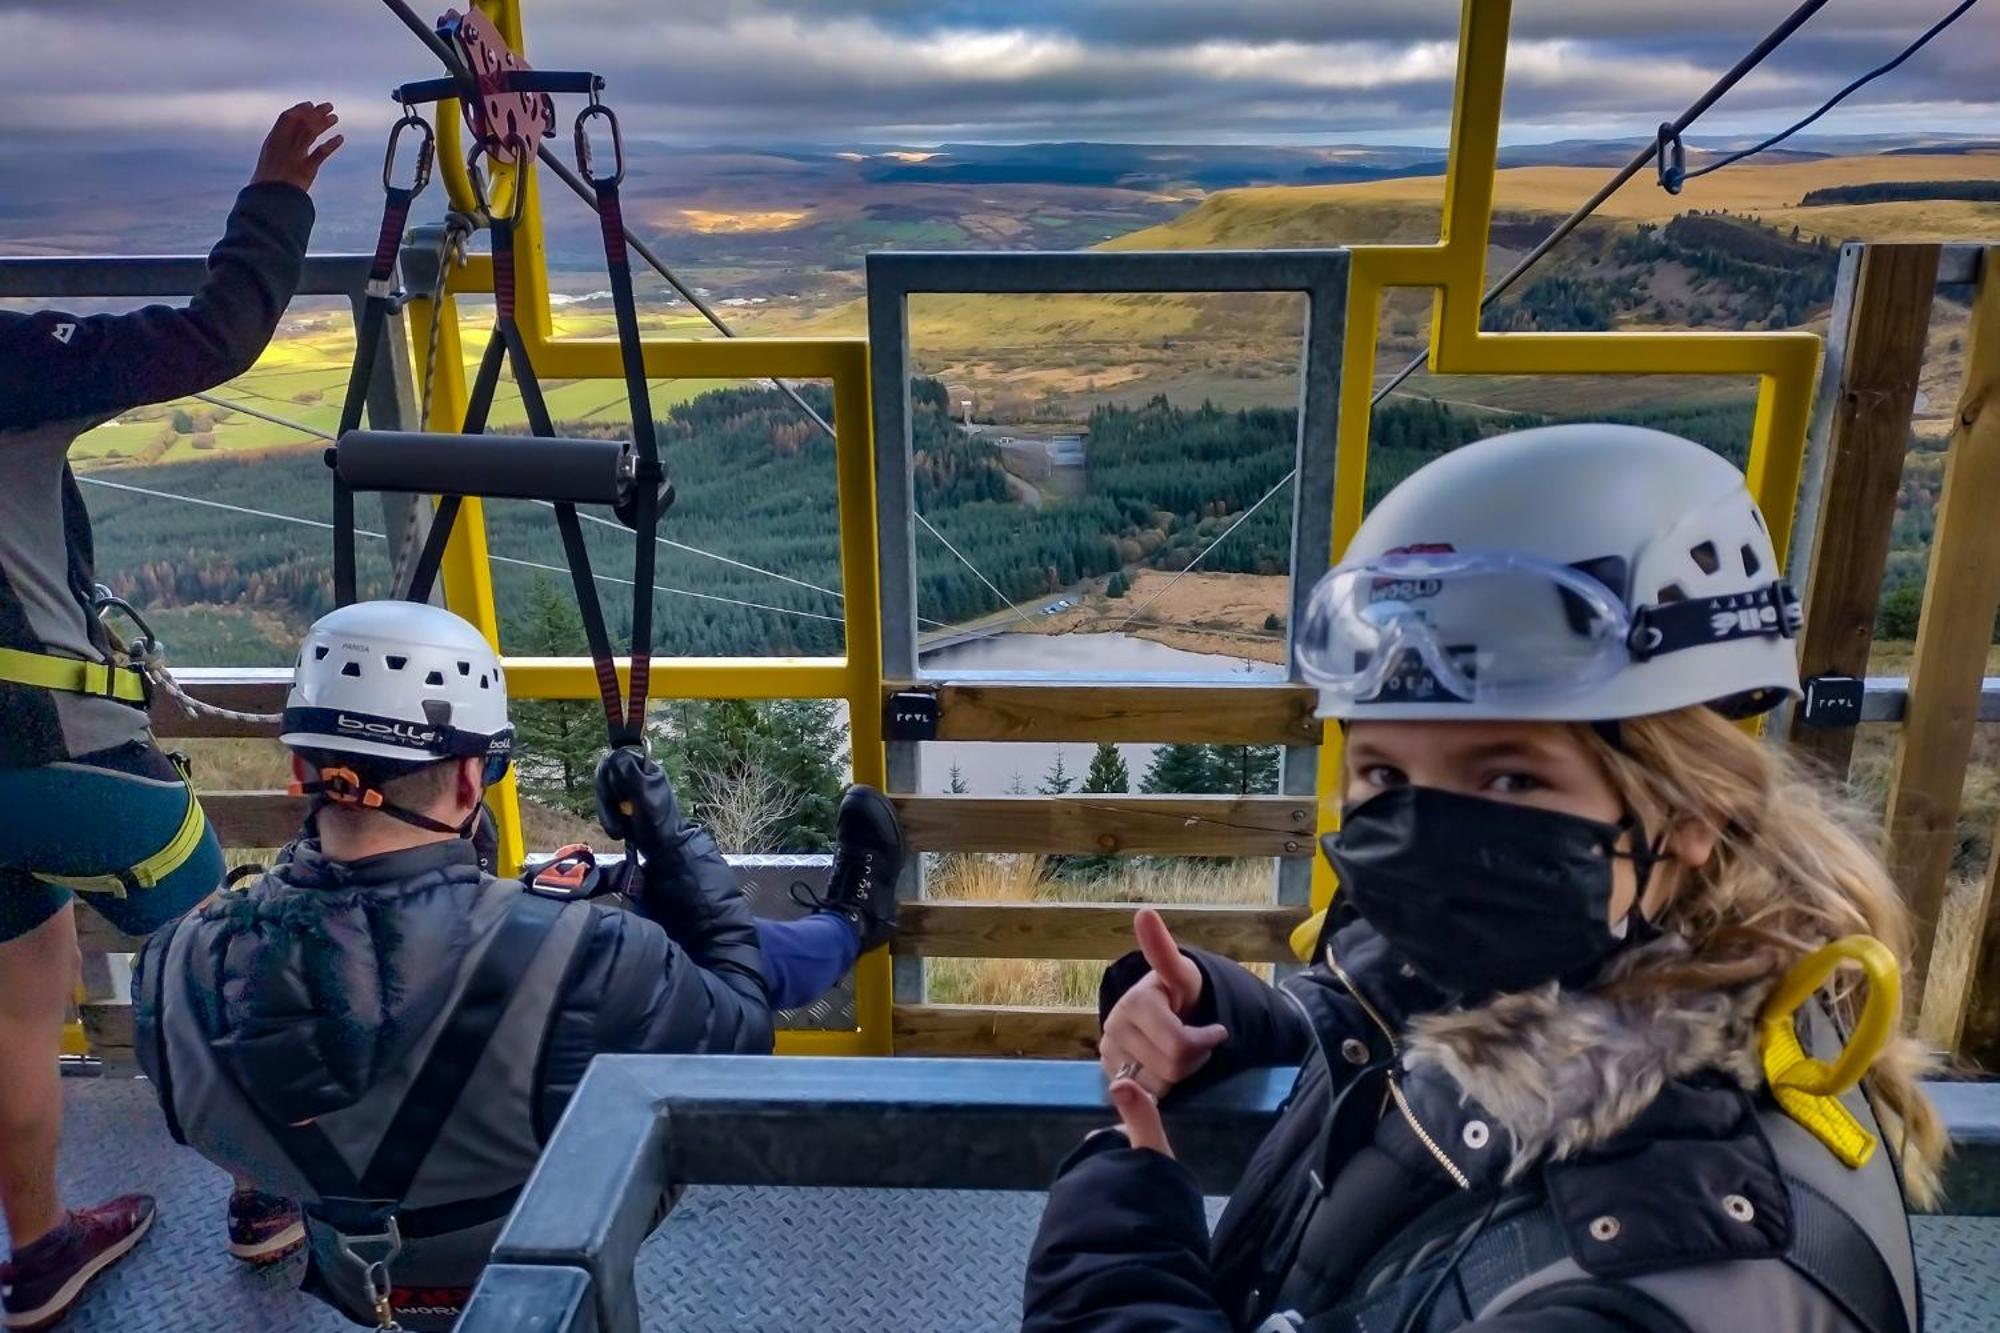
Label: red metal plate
xmin=440 ymin=7 xmax=552 ymax=164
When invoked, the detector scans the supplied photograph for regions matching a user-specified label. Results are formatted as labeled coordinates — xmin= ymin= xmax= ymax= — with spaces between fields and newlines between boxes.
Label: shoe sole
xmin=227 ymin=1219 xmax=306 ymax=1265
xmin=3 ymin=1208 xmax=155 ymax=1332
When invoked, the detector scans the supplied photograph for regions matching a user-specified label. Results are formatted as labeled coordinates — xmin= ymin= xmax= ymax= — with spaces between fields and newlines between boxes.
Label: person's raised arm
xmin=0 ymin=103 xmax=341 ymax=432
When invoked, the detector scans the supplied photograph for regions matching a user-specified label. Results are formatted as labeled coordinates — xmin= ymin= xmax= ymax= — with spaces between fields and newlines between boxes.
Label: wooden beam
xmin=892 ymin=1004 xmax=1098 ymax=1059
xmin=205 ymin=791 xmax=309 ymax=848
xmin=900 ymin=901 xmax=1305 ymax=962
xmin=79 ymin=1001 xmax=136 ymax=1074
xmin=1950 ymin=812 xmax=2000 ymax=1067
xmin=149 ymin=680 xmax=287 ymax=739
xmin=892 ymin=795 xmax=1313 ymax=857
xmin=1888 ymin=248 xmax=2000 ymax=1019
xmin=893 ymin=682 xmax=1321 ymax=746
xmin=1789 ymin=245 xmax=1940 ymax=776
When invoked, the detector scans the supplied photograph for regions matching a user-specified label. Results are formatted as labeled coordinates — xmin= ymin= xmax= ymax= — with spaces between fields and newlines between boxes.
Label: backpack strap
xmin=1291 ymin=1172 xmax=1908 ymax=1333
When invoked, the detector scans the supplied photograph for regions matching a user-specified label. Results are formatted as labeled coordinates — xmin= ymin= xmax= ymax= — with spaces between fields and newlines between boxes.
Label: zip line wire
xmin=1117 ymin=0 xmax=1960 ymax=633
xmin=1681 ymin=0 xmax=1983 ymax=182
xmin=74 ymin=474 xmax=845 ymax=627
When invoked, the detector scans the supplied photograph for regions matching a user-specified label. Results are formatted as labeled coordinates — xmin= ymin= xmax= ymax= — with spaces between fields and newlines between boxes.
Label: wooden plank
xmin=1789 ymin=245 xmax=1940 ymax=776
xmin=1887 ymin=248 xmax=2000 ymax=1019
xmin=1950 ymin=816 xmax=2000 ymax=1067
xmin=148 ymin=679 xmax=288 ymax=739
xmin=895 ymin=682 xmax=1321 ymax=746
xmin=80 ymin=1001 xmax=136 ymax=1073
xmin=205 ymin=791 xmax=309 ymax=848
xmin=892 ymin=1004 xmax=1098 ymax=1059
xmin=73 ymin=913 xmax=144 ymax=1004
xmin=900 ymin=901 xmax=1305 ymax=962
xmin=892 ymin=794 xmax=1313 ymax=857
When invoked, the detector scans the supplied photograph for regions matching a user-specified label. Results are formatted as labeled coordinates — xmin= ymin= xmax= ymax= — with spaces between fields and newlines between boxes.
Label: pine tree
xmin=510 ymin=578 xmax=605 ymax=818
xmin=1106 ymin=570 xmax=1130 ymax=598
xmin=1006 ymin=770 xmax=1030 ymax=796
xmin=1081 ymin=742 xmax=1128 ymax=794
xmin=1039 ymin=748 xmax=1076 ymax=795
xmin=948 ymin=763 xmax=969 ymax=794
xmin=653 ymin=697 xmax=847 ymax=850
xmin=1141 ymin=743 xmax=1214 ymax=794
xmin=1209 ymin=745 xmax=1281 ymax=795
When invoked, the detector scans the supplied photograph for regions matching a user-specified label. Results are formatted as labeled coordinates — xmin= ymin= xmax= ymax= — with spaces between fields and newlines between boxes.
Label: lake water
xmin=911 ymin=630 xmax=1285 ymax=794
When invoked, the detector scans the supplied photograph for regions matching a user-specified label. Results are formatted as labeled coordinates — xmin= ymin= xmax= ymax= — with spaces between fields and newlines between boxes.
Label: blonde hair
xmin=1583 ymin=707 xmax=1946 ymax=1206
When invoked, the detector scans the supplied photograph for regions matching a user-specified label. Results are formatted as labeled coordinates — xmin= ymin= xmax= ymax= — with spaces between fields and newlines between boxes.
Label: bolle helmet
xmin=281 ymin=602 xmax=514 ymax=829
xmin=1298 ymin=424 xmax=1800 ymax=722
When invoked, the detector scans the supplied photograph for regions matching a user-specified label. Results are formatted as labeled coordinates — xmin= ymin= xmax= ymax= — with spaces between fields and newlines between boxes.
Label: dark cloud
xmin=0 ymin=0 xmax=1991 ymax=147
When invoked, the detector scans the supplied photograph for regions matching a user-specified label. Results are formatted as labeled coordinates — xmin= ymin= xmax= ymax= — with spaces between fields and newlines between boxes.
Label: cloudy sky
xmin=0 ymin=0 xmax=1992 ymax=150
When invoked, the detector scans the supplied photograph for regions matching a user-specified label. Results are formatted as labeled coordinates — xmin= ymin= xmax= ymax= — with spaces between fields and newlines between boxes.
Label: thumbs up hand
xmin=1098 ymin=908 xmax=1230 ymax=1100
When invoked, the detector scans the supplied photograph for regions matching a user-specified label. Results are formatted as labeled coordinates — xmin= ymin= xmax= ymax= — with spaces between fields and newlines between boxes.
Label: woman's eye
xmin=1359 ymin=764 xmax=1407 ymax=789
xmin=1486 ymin=771 xmax=1546 ymax=795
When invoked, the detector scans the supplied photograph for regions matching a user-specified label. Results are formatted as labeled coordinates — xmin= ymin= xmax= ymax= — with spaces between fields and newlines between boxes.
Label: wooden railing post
xmin=1887 ymin=247 xmax=2000 ymax=1025
xmin=1785 ymin=244 xmax=1939 ymax=775
xmin=1921 ymin=248 xmax=2000 ymax=1059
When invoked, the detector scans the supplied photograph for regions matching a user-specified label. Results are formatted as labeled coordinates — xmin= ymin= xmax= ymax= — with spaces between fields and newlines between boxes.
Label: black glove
xmin=594 ymin=746 xmax=686 ymax=859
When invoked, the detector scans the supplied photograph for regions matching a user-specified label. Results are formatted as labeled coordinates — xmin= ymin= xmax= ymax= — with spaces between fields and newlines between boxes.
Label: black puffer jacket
xmin=1023 ymin=914 xmax=1920 ymax=1333
xmin=134 ymin=831 xmax=771 ymax=1136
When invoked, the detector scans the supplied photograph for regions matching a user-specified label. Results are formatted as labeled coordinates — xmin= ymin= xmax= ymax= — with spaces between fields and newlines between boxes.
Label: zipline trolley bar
xmin=328 ymin=7 xmax=669 ymax=751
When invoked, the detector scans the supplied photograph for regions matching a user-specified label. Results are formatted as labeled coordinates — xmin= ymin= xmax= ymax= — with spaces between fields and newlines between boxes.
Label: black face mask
xmin=1322 ymin=784 xmax=1663 ymax=999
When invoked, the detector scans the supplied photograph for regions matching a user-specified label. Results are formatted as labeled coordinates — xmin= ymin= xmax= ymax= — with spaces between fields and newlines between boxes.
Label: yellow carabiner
xmin=1758 ymin=934 xmax=1899 ymax=1167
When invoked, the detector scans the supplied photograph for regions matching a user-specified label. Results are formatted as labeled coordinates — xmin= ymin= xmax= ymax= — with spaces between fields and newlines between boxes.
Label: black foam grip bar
xmin=335 ymin=431 xmax=633 ymax=506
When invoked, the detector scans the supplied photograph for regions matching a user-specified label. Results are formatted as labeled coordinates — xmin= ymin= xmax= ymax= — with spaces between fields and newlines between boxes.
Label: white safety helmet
xmin=281 ymin=601 xmax=513 ymax=775
xmin=1299 ymin=423 xmax=1800 ymax=722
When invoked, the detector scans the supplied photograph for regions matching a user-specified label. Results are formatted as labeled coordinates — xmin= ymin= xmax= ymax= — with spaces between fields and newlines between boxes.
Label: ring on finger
xmin=1113 ymin=1059 xmax=1143 ymax=1082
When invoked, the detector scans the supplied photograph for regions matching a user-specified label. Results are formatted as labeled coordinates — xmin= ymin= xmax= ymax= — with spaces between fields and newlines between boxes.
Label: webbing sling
xmin=332 ymin=108 xmax=434 ymax=606
xmin=0 ymin=645 xmax=147 ymax=704
xmin=33 ymin=783 xmax=208 ymax=898
xmin=400 ymin=93 xmax=667 ymax=753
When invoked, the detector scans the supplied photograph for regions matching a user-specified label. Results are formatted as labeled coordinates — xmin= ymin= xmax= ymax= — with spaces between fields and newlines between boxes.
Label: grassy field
xmin=923 ymin=854 xmax=1275 ymax=1008
xmin=68 ymin=304 xmax=736 ymax=471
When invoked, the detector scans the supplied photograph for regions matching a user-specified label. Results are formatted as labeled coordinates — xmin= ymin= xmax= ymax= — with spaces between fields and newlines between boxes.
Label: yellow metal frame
xmin=1309 ymin=0 xmax=1822 ymax=907
xmin=407 ymin=1 xmax=887 ymax=1055
xmin=408 ymin=0 xmax=1822 ymax=1030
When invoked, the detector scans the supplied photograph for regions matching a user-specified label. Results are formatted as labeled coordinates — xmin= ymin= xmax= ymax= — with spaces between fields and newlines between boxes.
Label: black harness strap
xmin=333 ymin=114 xmax=433 ymax=607
xmin=553 ymin=501 xmax=628 ymax=742
xmin=579 ymin=102 xmax=665 ymax=744
xmin=356 ymin=889 xmax=565 ymax=1203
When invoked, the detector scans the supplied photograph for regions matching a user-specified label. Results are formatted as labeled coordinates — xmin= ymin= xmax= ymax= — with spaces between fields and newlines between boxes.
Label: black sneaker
xmin=2 ymin=1196 xmax=155 ymax=1331
xmin=225 ymin=1188 xmax=304 ymax=1265
xmin=792 ymin=785 xmax=904 ymax=952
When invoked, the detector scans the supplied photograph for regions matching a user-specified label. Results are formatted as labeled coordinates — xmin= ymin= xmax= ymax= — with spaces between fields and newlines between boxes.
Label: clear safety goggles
xmin=1297 ymin=550 xmax=1633 ymax=708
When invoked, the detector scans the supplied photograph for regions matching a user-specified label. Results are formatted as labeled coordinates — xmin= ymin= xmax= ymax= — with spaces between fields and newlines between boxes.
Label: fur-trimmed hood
xmin=1397 ymin=933 xmax=1768 ymax=1175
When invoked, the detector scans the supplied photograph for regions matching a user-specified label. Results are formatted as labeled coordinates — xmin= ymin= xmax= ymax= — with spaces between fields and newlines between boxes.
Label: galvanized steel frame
xmin=866 ymin=249 xmax=1350 ymax=1001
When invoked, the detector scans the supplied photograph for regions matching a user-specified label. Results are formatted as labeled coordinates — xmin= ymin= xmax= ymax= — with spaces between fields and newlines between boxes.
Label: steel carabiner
xmin=574 ymin=100 xmax=625 ymax=190
xmin=1656 ymin=121 xmax=1687 ymax=195
xmin=465 ymin=135 xmax=532 ymax=228
xmin=383 ymin=106 xmax=436 ymax=197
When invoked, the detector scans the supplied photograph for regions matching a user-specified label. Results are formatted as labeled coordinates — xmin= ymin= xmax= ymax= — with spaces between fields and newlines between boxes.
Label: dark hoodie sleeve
xmin=1099 ymin=945 xmax=1312 ymax=1087
xmin=0 ymin=183 xmax=313 ymax=432
xmin=1023 ymin=1131 xmax=1229 ymax=1333
xmin=569 ymin=906 xmax=774 ymax=1061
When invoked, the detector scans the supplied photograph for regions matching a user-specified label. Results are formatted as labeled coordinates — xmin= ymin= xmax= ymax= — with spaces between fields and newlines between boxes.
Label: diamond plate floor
xmin=9 ymin=1078 xmax=1997 ymax=1331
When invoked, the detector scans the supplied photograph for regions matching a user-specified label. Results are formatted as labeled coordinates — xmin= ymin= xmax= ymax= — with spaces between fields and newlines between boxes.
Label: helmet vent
xmin=313 ymin=645 xmax=330 ymax=661
xmin=479 ymin=673 xmax=490 ymax=689
xmin=385 ymin=655 xmax=408 ymax=671
xmin=422 ymin=698 xmax=453 ymax=726
xmin=457 ymin=661 xmax=472 ymax=676
xmin=1689 ymin=542 xmax=1720 ymax=575
xmin=1740 ymin=544 xmax=1761 ymax=576
xmin=340 ymin=660 xmax=362 ymax=678
xmin=1656 ymin=583 xmax=1689 ymax=604
xmin=425 ymin=670 xmax=446 ymax=687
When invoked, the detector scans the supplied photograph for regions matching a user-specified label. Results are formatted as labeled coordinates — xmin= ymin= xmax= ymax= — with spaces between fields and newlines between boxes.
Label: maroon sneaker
xmin=225 ymin=1189 xmax=303 ymax=1265
xmin=1 ymin=1195 xmax=156 ymax=1331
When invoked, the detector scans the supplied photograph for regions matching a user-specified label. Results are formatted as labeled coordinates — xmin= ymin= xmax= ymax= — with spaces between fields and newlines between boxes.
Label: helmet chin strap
xmin=289 ymin=765 xmax=477 ymax=838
